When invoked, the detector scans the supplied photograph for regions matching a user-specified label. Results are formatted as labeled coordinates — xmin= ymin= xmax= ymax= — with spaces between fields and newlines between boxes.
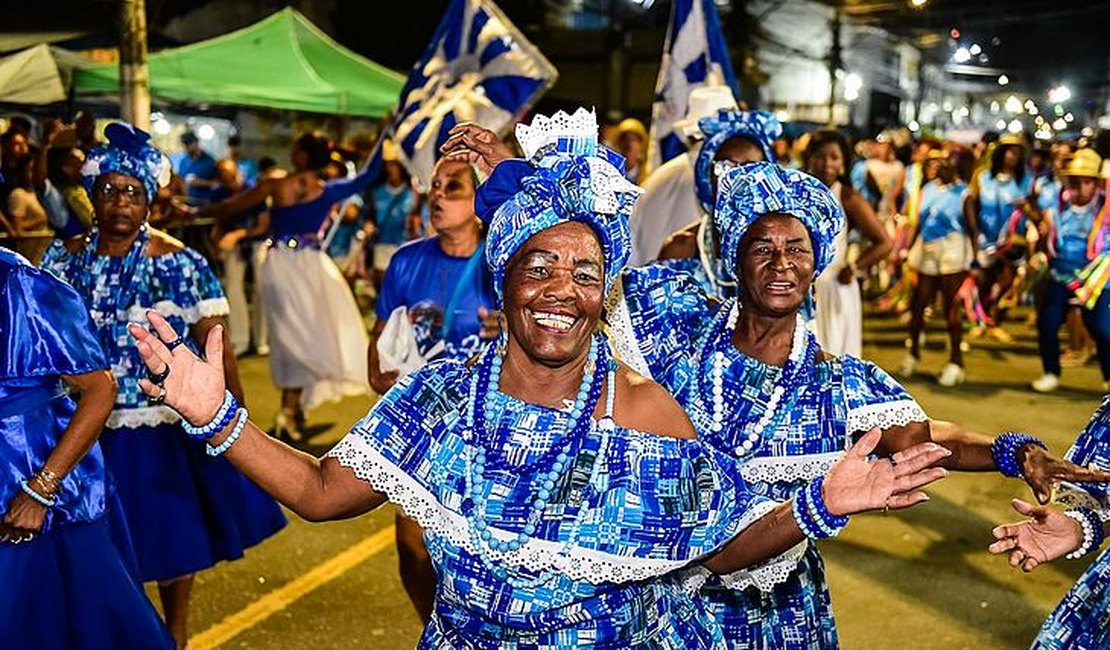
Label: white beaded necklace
xmin=709 ymin=302 xmax=808 ymax=456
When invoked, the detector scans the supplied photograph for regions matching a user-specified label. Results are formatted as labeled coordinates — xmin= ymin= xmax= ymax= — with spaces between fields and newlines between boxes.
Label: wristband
xmin=19 ymin=478 xmax=57 ymax=508
xmin=206 ymin=408 xmax=248 ymax=457
xmin=991 ymin=432 xmax=1048 ymax=478
xmin=1064 ymin=508 xmax=1105 ymax=559
xmin=182 ymin=391 xmax=238 ymax=440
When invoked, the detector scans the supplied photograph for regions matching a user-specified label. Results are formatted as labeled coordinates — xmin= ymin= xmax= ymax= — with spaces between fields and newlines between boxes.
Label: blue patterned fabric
xmin=328 ymin=350 xmax=787 ymax=649
xmin=646 ymin=296 xmax=926 ymax=649
xmin=1034 ymin=396 xmax=1110 ymax=649
xmin=694 ymin=110 xmax=782 ymax=213
xmin=476 ymin=140 xmax=640 ymax=302
xmin=714 ymin=163 xmax=845 ymax=282
xmin=80 ymin=122 xmax=171 ymax=201
xmin=40 ymin=231 xmax=229 ymax=414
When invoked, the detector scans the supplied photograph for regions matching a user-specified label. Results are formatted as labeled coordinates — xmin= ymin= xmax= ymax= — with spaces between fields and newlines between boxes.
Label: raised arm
xmin=129 ymin=311 xmax=386 ymax=522
xmin=195 ymin=179 xmax=274 ymax=221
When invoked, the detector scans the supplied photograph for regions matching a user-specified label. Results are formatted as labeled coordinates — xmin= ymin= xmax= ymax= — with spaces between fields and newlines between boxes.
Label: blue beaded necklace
xmin=462 ymin=333 xmax=610 ymax=585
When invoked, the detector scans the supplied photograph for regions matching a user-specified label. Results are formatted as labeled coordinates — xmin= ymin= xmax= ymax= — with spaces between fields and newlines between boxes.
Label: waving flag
xmin=391 ymin=0 xmax=557 ymax=189
xmin=648 ymin=0 xmax=740 ymax=172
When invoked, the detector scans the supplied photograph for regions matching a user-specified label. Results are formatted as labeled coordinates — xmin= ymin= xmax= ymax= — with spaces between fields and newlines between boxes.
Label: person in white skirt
xmin=804 ymin=129 xmax=892 ymax=357
xmin=190 ymin=132 xmax=373 ymax=440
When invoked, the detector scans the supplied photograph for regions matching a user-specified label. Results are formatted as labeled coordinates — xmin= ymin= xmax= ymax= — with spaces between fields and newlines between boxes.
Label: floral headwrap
xmin=694 ymin=110 xmax=782 ymax=214
xmin=474 ymin=109 xmax=643 ymax=302
xmin=714 ymin=162 xmax=844 ymax=282
xmin=81 ymin=122 xmax=172 ymax=202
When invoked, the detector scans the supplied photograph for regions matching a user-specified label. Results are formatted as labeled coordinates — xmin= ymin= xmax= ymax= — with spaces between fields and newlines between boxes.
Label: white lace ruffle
xmin=603 ymin=278 xmax=653 ymax=379
xmin=106 ymin=405 xmax=181 ymax=429
xmin=125 ymin=297 xmax=231 ymax=326
xmin=329 ymin=433 xmax=797 ymax=585
xmin=1056 ymin=483 xmax=1110 ymax=523
xmin=515 ymin=108 xmax=599 ymax=160
xmin=846 ymin=400 xmax=927 ymax=434
xmin=740 ymin=452 xmax=844 ymax=484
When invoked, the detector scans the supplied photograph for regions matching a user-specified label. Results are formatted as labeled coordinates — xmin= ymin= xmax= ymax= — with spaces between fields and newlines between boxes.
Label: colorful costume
xmin=1035 ymin=396 xmax=1110 ymax=649
xmin=329 ymin=109 xmax=796 ymax=648
xmin=0 ymin=248 xmax=174 ymax=650
xmin=40 ymin=123 xmax=285 ymax=582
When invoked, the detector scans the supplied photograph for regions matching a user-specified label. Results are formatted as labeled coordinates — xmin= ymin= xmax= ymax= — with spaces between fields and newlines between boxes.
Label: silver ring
xmin=149 ymin=384 xmax=167 ymax=405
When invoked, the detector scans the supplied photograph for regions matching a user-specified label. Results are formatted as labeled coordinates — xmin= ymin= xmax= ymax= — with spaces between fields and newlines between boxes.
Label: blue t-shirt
xmin=918 ymin=180 xmax=968 ymax=243
xmin=976 ymin=170 xmax=1032 ymax=247
xmin=1052 ymin=199 xmax=1104 ymax=274
xmin=371 ymin=182 xmax=416 ymax=245
xmin=175 ymin=151 xmax=218 ymax=204
xmin=1035 ymin=176 xmax=1062 ymax=213
xmin=376 ymin=236 xmax=496 ymax=362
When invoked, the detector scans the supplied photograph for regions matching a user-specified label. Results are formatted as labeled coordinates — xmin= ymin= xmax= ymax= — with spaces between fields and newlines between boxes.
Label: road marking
xmin=191 ymin=525 xmax=396 ymax=650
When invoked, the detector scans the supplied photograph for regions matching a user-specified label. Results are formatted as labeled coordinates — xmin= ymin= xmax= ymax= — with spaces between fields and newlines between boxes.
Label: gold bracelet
xmin=32 ymin=468 xmax=61 ymax=495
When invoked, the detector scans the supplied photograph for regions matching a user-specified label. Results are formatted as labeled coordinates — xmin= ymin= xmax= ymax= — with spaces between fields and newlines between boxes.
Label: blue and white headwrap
xmin=694 ymin=110 xmax=782 ymax=214
xmin=81 ymin=122 xmax=172 ymax=202
xmin=714 ymin=162 xmax=844 ymax=282
xmin=475 ymin=109 xmax=642 ymax=302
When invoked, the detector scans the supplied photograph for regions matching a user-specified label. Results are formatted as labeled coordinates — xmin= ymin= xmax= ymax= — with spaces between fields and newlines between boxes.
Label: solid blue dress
xmin=0 ymin=247 xmax=174 ymax=650
xmin=40 ymin=233 xmax=287 ymax=582
xmin=1034 ymin=396 xmax=1110 ymax=649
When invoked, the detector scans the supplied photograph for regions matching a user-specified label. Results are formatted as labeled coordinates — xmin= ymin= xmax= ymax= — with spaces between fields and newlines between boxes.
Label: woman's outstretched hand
xmin=439 ymin=123 xmax=513 ymax=175
xmin=823 ymin=428 xmax=950 ymax=517
xmin=127 ymin=310 xmax=227 ymax=426
xmin=1020 ymin=445 xmax=1110 ymax=505
xmin=988 ymin=499 xmax=1083 ymax=573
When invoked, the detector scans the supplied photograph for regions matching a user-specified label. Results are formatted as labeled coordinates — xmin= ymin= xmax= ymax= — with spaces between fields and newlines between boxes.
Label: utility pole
xmin=120 ymin=0 xmax=151 ymax=130
xmin=827 ymin=10 xmax=842 ymax=126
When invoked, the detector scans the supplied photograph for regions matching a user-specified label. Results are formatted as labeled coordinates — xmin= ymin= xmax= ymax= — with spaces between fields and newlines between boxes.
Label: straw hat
xmin=616 ymin=118 xmax=648 ymax=143
xmin=382 ymin=137 xmax=400 ymax=162
xmin=673 ymin=86 xmax=739 ymax=139
xmin=1059 ymin=148 xmax=1103 ymax=179
xmin=996 ymin=133 xmax=1026 ymax=149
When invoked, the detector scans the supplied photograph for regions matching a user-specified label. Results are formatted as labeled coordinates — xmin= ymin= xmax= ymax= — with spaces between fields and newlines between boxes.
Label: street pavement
xmin=166 ymin=306 xmax=1106 ymax=649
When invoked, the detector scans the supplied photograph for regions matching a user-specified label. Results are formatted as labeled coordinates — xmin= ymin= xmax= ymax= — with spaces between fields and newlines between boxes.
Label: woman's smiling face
xmin=502 ymin=221 xmax=605 ymax=367
xmin=737 ymin=213 xmax=815 ymax=317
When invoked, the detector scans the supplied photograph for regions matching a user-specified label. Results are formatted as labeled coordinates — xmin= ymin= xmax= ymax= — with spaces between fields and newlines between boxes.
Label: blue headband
xmin=81 ymin=122 xmax=170 ymax=201
xmin=475 ymin=110 xmax=641 ymax=302
xmin=694 ymin=110 xmax=782 ymax=214
xmin=714 ymin=162 xmax=843 ymax=282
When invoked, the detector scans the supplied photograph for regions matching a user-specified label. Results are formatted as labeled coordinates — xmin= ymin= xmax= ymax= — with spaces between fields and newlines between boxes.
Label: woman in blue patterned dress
xmin=989 ymin=396 xmax=1110 ymax=649
xmin=40 ymin=122 xmax=286 ymax=649
xmin=126 ymin=109 xmax=949 ymax=649
xmin=0 ymin=247 xmax=174 ymax=650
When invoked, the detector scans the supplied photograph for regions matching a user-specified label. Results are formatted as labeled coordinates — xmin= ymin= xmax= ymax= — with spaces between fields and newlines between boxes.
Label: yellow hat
xmin=996 ymin=133 xmax=1026 ymax=149
xmin=1060 ymin=148 xmax=1103 ymax=179
xmin=382 ymin=138 xmax=400 ymax=162
xmin=925 ymin=148 xmax=948 ymax=161
xmin=616 ymin=118 xmax=648 ymax=142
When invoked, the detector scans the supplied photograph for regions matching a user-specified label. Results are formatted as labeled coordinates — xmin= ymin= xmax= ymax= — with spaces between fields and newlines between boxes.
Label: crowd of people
xmin=2 ymin=90 xmax=1110 ymax=650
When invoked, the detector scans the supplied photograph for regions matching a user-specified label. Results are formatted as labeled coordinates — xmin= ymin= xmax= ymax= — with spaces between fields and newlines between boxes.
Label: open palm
xmin=988 ymin=499 xmax=1083 ymax=572
xmin=128 ymin=310 xmax=227 ymax=426
xmin=823 ymin=428 xmax=950 ymax=516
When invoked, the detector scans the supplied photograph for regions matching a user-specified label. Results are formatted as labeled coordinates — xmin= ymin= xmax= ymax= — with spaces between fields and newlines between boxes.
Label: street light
xmin=953 ymin=47 xmax=971 ymax=63
xmin=1048 ymin=85 xmax=1072 ymax=103
xmin=1005 ymin=95 xmax=1023 ymax=113
xmin=998 ymin=74 xmax=1009 ymax=86
xmin=1053 ymin=118 xmax=1068 ymax=130
xmin=995 ymin=119 xmax=1007 ymax=130
xmin=910 ymin=0 xmax=927 ymax=6
xmin=1007 ymin=119 xmax=1023 ymax=134
xmin=969 ymin=43 xmax=982 ymax=55
xmin=844 ymin=72 xmax=863 ymax=101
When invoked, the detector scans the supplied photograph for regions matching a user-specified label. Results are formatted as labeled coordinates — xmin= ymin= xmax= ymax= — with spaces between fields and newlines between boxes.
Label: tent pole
xmin=120 ymin=0 xmax=151 ymax=130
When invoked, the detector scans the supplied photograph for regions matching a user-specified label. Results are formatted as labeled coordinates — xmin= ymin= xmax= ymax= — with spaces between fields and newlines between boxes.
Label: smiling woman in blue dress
xmin=126 ymin=109 xmax=949 ymax=649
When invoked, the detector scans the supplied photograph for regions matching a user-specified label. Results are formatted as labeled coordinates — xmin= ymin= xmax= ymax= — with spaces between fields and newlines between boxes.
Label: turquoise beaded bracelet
xmin=207 ymin=408 xmax=249 ymax=457
xmin=19 ymin=479 xmax=57 ymax=507
xmin=182 ymin=391 xmax=238 ymax=440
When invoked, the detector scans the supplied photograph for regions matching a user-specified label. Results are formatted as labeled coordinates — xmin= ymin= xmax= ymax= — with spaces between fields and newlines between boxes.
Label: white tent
xmin=0 ymin=44 xmax=67 ymax=104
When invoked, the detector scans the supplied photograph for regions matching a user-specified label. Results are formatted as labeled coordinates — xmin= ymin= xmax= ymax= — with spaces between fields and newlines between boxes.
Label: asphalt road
xmin=162 ymin=305 xmax=1106 ymax=649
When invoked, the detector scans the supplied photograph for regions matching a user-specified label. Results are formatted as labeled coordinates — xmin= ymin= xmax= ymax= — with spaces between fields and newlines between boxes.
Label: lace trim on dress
xmin=106 ymin=405 xmax=181 ymax=430
xmin=124 ymin=297 xmax=231 ymax=326
xmin=603 ymin=277 xmax=653 ymax=379
xmin=676 ymin=522 xmax=807 ymax=595
xmin=846 ymin=399 xmax=927 ymax=435
xmin=329 ymin=433 xmax=795 ymax=585
xmin=740 ymin=452 xmax=844 ymax=484
xmin=1056 ymin=483 xmax=1110 ymax=523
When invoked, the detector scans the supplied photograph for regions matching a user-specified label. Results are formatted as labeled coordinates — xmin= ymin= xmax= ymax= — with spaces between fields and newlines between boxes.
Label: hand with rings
xmin=988 ymin=499 xmax=1085 ymax=573
xmin=128 ymin=310 xmax=229 ymax=427
xmin=439 ymin=123 xmax=514 ymax=175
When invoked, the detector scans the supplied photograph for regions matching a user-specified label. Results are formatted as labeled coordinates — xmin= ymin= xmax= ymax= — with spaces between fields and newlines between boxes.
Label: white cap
xmin=673 ymin=86 xmax=739 ymax=140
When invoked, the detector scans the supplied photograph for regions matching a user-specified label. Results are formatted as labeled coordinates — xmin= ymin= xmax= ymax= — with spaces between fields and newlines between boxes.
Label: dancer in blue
xmin=40 ymin=122 xmax=286 ymax=649
xmin=990 ymin=396 xmax=1110 ymax=649
xmin=192 ymin=131 xmax=376 ymax=440
xmin=0 ymin=247 xmax=174 ymax=650
xmin=127 ymin=109 xmax=949 ymax=649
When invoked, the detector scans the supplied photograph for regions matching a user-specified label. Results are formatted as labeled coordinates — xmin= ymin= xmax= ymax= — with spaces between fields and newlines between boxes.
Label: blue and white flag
xmin=648 ymin=0 xmax=739 ymax=171
xmin=391 ymin=0 xmax=557 ymax=190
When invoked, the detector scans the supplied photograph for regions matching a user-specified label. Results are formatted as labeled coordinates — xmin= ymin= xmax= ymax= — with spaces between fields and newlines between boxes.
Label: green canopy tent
xmin=73 ymin=7 xmax=404 ymax=117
